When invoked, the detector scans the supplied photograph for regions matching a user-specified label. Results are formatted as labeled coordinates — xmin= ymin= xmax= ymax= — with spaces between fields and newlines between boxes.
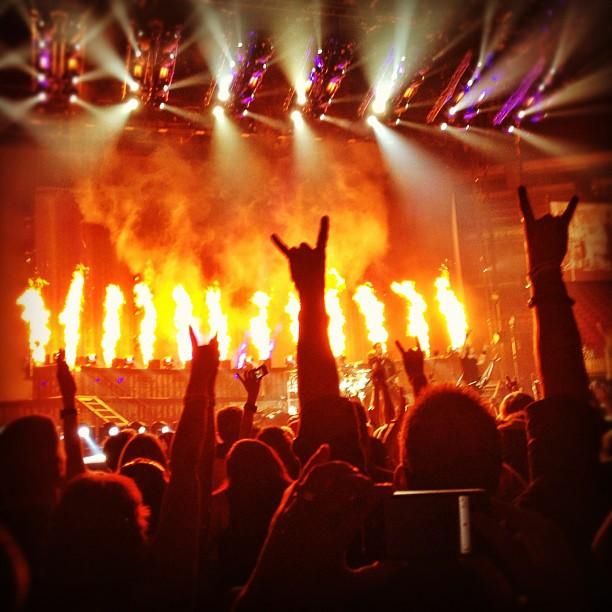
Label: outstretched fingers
xmin=271 ymin=233 xmax=291 ymax=257
xmin=316 ymin=216 xmax=329 ymax=252
xmin=518 ymin=185 xmax=535 ymax=226
xmin=189 ymin=326 xmax=199 ymax=352
xmin=395 ymin=340 xmax=406 ymax=355
xmin=562 ymin=195 xmax=579 ymax=224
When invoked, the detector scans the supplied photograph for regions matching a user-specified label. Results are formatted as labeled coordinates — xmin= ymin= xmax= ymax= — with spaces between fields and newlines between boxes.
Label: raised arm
xmin=271 ymin=216 xmax=339 ymax=406
xmin=236 ymin=368 xmax=262 ymax=438
xmin=396 ymin=338 xmax=428 ymax=399
xmin=56 ymin=350 xmax=85 ymax=480
xmin=153 ymin=330 xmax=219 ymax=608
xmin=518 ymin=186 xmax=589 ymax=400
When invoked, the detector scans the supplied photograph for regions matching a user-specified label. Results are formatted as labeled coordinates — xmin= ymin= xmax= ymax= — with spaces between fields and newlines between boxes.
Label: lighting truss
xmin=124 ymin=21 xmax=181 ymax=108
xmin=30 ymin=9 xmax=85 ymax=105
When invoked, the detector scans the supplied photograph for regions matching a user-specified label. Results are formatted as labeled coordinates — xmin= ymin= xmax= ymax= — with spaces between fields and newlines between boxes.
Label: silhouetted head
xmin=257 ymin=426 xmax=301 ymax=479
xmin=118 ymin=433 xmax=167 ymax=469
xmin=499 ymin=391 xmax=533 ymax=420
xmin=401 ymin=385 xmax=501 ymax=493
xmin=0 ymin=416 xmax=62 ymax=504
xmin=217 ymin=406 xmax=242 ymax=444
xmin=103 ymin=429 xmax=136 ymax=472
xmin=46 ymin=472 xmax=148 ymax=604
xmin=293 ymin=395 xmax=365 ymax=471
xmin=226 ymin=439 xmax=291 ymax=492
xmin=120 ymin=458 xmax=168 ymax=536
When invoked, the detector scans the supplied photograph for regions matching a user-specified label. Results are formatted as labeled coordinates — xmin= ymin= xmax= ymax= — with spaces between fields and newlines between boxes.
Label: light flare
xmin=325 ymin=269 xmax=346 ymax=357
xmin=285 ymin=292 xmax=300 ymax=345
xmin=172 ymin=285 xmax=197 ymax=364
xmin=391 ymin=280 xmax=430 ymax=356
xmin=353 ymin=283 xmax=388 ymax=351
xmin=58 ymin=266 xmax=86 ymax=367
xmin=249 ymin=291 xmax=272 ymax=360
xmin=16 ymin=281 xmax=51 ymax=365
xmin=134 ymin=282 xmax=156 ymax=366
xmin=434 ymin=270 xmax=468 ymax=350
xmin=205 ymin=285 xmax=231 ymax=360
xmin=101 ymin=284 xmax=125 ymax=366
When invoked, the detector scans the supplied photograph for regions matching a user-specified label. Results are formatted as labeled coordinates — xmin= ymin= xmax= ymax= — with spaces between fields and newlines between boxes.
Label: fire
xmin=434 ymin=269 xmax=468 ymax=350
xmin=353 ymin=283 xmax=388 ymax=351
xmin=250 ymin=290 xmax=272 ymax=361
xmin=101 ymin=284 xmax=125 ymax=366
xmin=391 ymin=280 xmax=431 ymax=356
xmin=58 ymin=265 xmax=86 ymax=367
xmin=133 ymin=281 xmax=156 ymax=366
xmin=16 ymin=280 xmax=51 ymax=365
xmin=285 ymin=292 xmax=300 ymax=345
xmin=205 ymin=285 xmax=231 ymax=360
xmin=172 ymin=285 xmax=198 ymax=364
xmin=326 ymin=269 xmax=346 ymax=357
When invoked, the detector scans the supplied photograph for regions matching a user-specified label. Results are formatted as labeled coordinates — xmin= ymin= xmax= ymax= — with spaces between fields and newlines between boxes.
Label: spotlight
xmin=135 ymin=49 xmax=142 ymax=58
xmin=217 ymin=74 xmax=233 ymax=102
xmin=161 ymin=425 xmax=171 ymax=434
xmin=440 ymin=122 xmax=448 ymax=131
xmin=395 ymin=118 xmax=401 ymax=126
xmin=319 ymin=113 xmax=325 ymax=120
xmin=109 ymin=425 xmax=120 ymax=436
xmin=366 ymin=115 xmax=378 ymax=127
xmin=37 ymin=73 xmax=45 ymax=83
xmin=212 ymin=105 xmax=224 ymax=118
xmin=290 ymin=109 xmax=302 ymax=122
xmin=129 ymin=81 xmax=140 ymax=93
xmin=465 ymin=124 xmax=470 ymax=131
xmin=37 ymin=92 xmax=47 ymax=102
xmin=449 ymin=106 xmax=457 ymax=116
xmin=69 ymin=94 xmax=77 ymax=104
xmin=138 ymin=425 xmax=146 ymax=434
xmin=517 ymin=109 xmax=526 ymax=119
xmin=158 ymin=102 xmax=165 ymax=110
xmin=126 ymin=97 xmax=140 ymax=111
xmin=71 ymin=76 xmax=78 ymax=85
xmin=78 ymin=425 xmax=91 ymax=439
xmin=507 ymin=125 xmax=515 ymax=134
xmin=242 ymin=109 xmax=248 ymax=117
xmin=237 ymin=42 xmax=243 ymax=48
xmin=162 ymin=84 xmax=169 ymax=92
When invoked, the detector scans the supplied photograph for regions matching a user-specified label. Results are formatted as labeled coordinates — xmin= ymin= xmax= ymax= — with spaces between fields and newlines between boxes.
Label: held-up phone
xmin=252 ymin=364 xmax=269 ymax=380
xmin=383 ymin=489 xmax=486 ymax=560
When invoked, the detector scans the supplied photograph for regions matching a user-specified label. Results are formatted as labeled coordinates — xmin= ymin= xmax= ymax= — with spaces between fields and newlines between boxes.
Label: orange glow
xmin=101 ymin=284 xmax=125 ymax=366
xmin=391 ymin=280 xmax=430 ymax=356
xmin=133 ymin=63 xmax=143 ymax=78
xmin=325 ymin=269 xmax=346 ymax=357
xmin=16 ymin=281 xmax=51 ymax=365
xmin=58 ymin=265 xmax=86 ymax=367
xmin=353 ymin=283 xmax=388 ymax=351
xmin=172 ymin=285 xmax=197 ymax=364
xmin=249 ymin=291 xmax=272 ymax=360
xmin=67 ymin=56 xmax=79 ymax=71
xmin=285 ymin=292 xmax=300 ymax=345
xmin=205 ymin=285 xmax=230 ymax=360
xmin=159 ymin=65 xmax=169 ymax=79
xmin=434 ymin=269 xmax=468 ymax=350
xmin=133 ymin=281 xmax=156 ymax=366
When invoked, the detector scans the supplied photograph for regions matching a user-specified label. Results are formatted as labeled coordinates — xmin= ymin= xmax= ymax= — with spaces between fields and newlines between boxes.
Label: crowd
xmin=1 ymin=186 xmax=611 ymax=611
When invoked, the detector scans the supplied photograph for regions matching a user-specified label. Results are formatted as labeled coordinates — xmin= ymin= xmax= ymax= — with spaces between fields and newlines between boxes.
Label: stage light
xmin=465 ymin=124 xmax=470 ymax=131
xmin=449 ymin=106 xmax=457 ymax=116
xmin=217 ymin=74 xmax=233 ymax=102
xmin=135 ymin=49 xmax=142 ymax=58
xmin=37 ymin=73 xmax=45 ymax=83
xmin=162 ymin=84 xmax=169 ymax=92
xmin=69 ymin=94 xmax=77 ymax=104
xmin=78 ymin=425 xmax=91 ymax=439
xmin=128 ymin=80 xmax=140 ymax=93
xmin=319 ymin=113 xmax=325 ymax=120
xmin=212 ymin=105 xmax=224 ymax=118
xmin=517 ymin=109 xmax=526 ymax=119
xmin=109 ymin=426 xmax=120 ymax=436
xmin=242 ymin=109 xmax=248 ymax=117
xmin=158 ymin=102 xmax=165 ymax=110
xmin=37 ymin=92 xmax=47 ymax=102
xmin=507 ymin=125 xmax=515 ymax=134
xmin=290 ymin=109 xmax=303 ymax=126
xmin=138 ymin=425 xmax=146 ymax=434
xmin=395 ymin=118 xmax=401 ymax=125
xmin=440 ymin=122 xmax=448 ymax=131
xmin=367 ymin=115 xmax=379 ymax=127
xmin=237 ymin=42 xmax=243 ymax=48
xmin=126 ymin=97 xmax=139 ymax=111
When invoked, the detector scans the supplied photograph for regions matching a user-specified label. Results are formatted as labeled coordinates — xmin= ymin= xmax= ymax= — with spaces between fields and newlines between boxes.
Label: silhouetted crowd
xmin=1 ymin=187 xmax=611 ymax=611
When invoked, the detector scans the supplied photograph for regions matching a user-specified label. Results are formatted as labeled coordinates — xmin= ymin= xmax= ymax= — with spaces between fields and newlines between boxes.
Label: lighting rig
xmin=30 ymin=9 xmax=85 ymax=105
xmin=287 ymin=36 xmax=353 ymax=119
xmin=207 ymin=32 xmax=273 ymax=117
xmin=123 ymin=21 xmax=181 ymax=109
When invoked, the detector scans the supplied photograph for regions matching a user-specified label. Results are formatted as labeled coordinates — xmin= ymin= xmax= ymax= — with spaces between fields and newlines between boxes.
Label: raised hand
xmin=271 ymin=216 xmax=329 ymax=295
xmin=396 ymin=338 xmax=424 ymax=380
xmin=236 ymin=368 xmax=262 ymax=405
xmin=56 ymin=348 xmax=76 ymax=402
xmin=518 ymin=185 xmax=578 ymax=275
xmin=186 ymin=327 xmax=219 ymax=398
